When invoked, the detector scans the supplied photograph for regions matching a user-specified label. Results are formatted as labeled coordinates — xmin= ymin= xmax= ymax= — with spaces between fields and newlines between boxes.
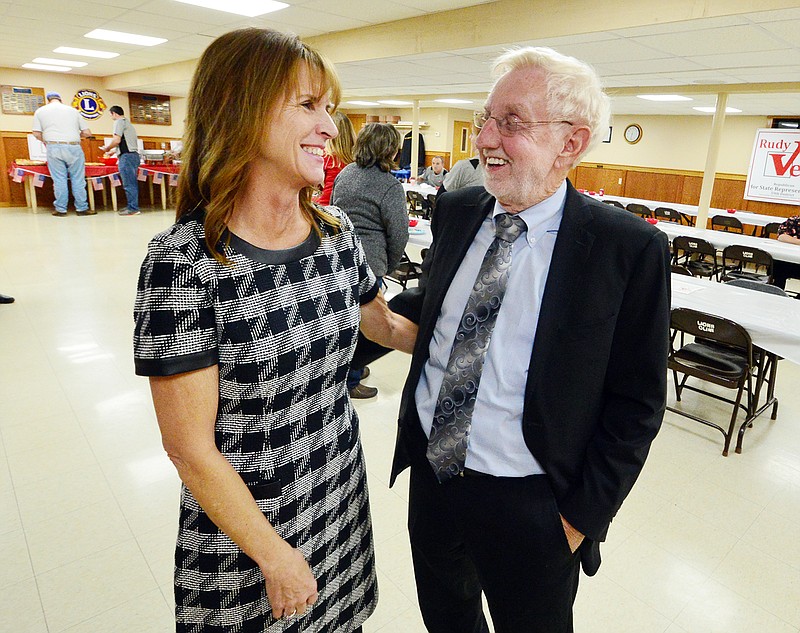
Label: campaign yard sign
xmin=745 ymin=128 xmax=800 ymax=206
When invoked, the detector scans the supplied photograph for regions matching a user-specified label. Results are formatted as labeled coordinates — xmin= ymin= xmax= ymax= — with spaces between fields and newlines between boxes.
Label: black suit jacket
xmin=386 ymin=182 xmax=671 ymax=576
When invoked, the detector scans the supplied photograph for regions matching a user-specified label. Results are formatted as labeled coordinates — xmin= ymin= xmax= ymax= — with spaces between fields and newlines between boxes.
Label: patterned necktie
xmin=426 ymin=212 xmax=528 ymax=482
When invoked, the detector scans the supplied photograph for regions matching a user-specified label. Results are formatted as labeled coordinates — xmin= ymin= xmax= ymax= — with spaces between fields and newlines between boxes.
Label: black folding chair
xmin=654 ymin=207 xmax=683 ymax=224
xmin=761 ymin=222 xmax=781 ymax=239
xmin=406 ymin=190 xmax=426 ymax=217
xmin=386 ymin=251 xmax=423 ymax=290
xmin=672 ymin=236 xmax=719 ymax=279
xmin=425 ymin=194 xmax=437 ymax=220
xmin=719 ymin=245 xmax=773 ymax=284
xmin=671 ymin=264 xmax=693 ymax=276
xmin=711 ymin=215 xmax=744 ymax=233
xmin=667 ymin=308 xmax=759 ymax=456
xmin=626 ymin=202 xmax=652 ymax=219
xmin=603 ymin=199 xmax=625 ymax=209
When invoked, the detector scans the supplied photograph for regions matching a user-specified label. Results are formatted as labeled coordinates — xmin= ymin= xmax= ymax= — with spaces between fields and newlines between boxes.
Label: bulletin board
xmin=1 ymin=85 xmax=46 ymax=115
xmin=129 ymin=92 xmax=171 ymax=126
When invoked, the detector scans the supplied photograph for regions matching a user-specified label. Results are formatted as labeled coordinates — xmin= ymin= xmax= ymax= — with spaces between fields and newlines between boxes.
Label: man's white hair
xmin=491 ymin=46 xmax=611 ymax=156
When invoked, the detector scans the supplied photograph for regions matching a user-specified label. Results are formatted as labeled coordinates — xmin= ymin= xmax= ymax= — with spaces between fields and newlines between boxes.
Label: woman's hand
xmin=262 ymin=542 xmax=319 ymax=619
xmin=151 ymin=369 xmax=318 ymax=619
xmin=360 ymin=290 xmax=418 ymax=353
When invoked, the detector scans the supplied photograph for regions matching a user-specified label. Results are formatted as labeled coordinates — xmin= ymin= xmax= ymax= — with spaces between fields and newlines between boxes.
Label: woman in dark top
xmin=132 ymin=28 xmax=416 ymax=632
xmin=332 ymin=123 xmax=409 ymax=398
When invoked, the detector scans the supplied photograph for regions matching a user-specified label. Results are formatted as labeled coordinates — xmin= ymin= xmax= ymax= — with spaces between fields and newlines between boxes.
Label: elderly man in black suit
xmin=383 ymin=46 xmax=670 ymax=633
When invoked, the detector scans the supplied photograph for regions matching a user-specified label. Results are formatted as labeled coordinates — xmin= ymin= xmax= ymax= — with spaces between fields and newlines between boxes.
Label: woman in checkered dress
xmin=133 ymin=29 xmax=417 ymax=632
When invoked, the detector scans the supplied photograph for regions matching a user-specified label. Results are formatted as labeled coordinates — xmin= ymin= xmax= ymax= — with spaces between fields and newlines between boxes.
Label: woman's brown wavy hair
xmin=176 ymin=28 xmax=342 ymax=262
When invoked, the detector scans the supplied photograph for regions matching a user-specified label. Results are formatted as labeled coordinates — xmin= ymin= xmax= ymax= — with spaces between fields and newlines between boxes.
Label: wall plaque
xmin=129 ymin=92 xmax=171 ymax=126
xmin=1 ymin=85 xmax=45 ymax=115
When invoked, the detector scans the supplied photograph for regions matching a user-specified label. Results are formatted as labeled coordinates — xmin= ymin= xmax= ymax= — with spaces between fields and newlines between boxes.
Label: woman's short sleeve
xmin=133 ymin=240 xmax=218 ymax=376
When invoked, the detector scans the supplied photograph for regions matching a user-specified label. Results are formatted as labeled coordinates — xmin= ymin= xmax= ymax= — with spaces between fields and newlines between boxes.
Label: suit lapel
xmin=526 ymin=185 xmax=596 ymax=394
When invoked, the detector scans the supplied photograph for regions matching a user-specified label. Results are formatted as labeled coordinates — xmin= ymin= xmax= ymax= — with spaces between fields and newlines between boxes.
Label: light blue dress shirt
xmin=415 ymin=181 xmax=567 ymax=476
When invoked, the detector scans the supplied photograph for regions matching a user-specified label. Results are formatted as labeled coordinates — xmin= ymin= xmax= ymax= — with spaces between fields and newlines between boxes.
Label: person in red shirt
xmin=317 ymin=112 xmax=356 ymax=206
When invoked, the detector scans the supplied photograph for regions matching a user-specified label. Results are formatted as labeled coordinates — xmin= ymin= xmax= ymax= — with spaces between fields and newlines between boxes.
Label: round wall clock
xmin=624 ymin=124 xmax=642 ymax=144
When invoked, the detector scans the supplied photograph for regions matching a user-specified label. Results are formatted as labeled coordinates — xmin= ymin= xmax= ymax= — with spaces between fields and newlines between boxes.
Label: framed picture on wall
xmin=128 ymin=92 xmax=172 ymax=125
xmin=602 ymin=126 xmax=612 ymax=143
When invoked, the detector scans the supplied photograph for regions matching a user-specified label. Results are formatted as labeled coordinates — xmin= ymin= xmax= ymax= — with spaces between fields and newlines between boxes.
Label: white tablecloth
xmin=408 ymin=219 xmax=433 ymax=248
xmin=408 ymin=217 xmax=800 ymax=265
xmin=402 ymin=182 xmax=438 ymax=196
xmin=656 ymin=223 xmax=800 ymax=264
xmin=671 ymin=273 xmax=800 ymax=364
xmin=596 ymin=194 xmax=780 ymax=228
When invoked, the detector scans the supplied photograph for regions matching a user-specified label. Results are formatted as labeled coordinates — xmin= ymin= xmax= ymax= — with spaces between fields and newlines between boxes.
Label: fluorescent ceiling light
xmin=377 ymin=100 xmax=412 ymax=106
xmin=637 ymin=94 xmax=692 ymax=102
xmin=693 ymin=106 xmax=742 ymax=113
xmin=54 ymin=46 xmax=119 ymax=59
xmin=172 ymin=0 xmax=288 ymax=16
xmin=33 ymin=57 xmax=88 ymax=67
xmin=23 ymin=63 xmax=72 ymax=72
xmin=85 ymin=29 xmax=167 ymax=47
xmin=346 ymin=100 xmax=380 ymax=106
xmin=435 ymin=98 xmax=473 ymax=104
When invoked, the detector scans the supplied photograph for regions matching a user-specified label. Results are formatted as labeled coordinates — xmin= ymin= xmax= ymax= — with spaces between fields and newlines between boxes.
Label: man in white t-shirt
xmin=32 ymin=92 xmax=94 ymax=217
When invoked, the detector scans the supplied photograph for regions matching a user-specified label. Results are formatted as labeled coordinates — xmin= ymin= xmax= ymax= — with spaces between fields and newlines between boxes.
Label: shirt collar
xmin=491 ymin=180 xmax=567 ymax=246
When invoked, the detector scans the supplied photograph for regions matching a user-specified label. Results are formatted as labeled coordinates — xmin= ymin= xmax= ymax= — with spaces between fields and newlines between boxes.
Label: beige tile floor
xmin=1 ymin=204 xmax=800 ymax=632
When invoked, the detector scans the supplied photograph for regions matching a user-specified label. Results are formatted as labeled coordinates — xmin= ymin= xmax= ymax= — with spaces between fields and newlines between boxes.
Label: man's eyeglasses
xmin=473 ymin=112 xmax=573 ymax=136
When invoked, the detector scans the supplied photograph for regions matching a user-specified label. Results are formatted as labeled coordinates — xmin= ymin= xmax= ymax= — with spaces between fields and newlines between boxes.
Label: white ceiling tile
xmin=640 ymin=24 xmax=786 ymax=56
xmin=753 ymin=19 xmax=800 ymax=46
xmin=134 ymin=0 xmax=251 ymax=24
xmin=109 ymin=11 xmax=220 ymax=34
xmin=529 ymin=31 xmax=621 ymax=47
xmin=610 ymin=15 xmax=749 ymax=38
xmin=11 ymin=0 xmax=126 ymax=19
xmin=394 ymin=0 xmax=491 ymax=10
xmin=301 ymin=0 xmax=423 ymax=23
xmin=725 ymin=69 xmax=800 ymax=84
xmin=1 ymin=3 xmax=799 ymax=116
xmin=604 ymin=76 xmax=685 ymax=88
xmin=249 ymin=5 xmax=374 ymax=34
xmin=694 ymin=49 xmax=800 ymax=71
xmin=745 ymin=8 xmax=800 ymax=23
xmin=594 ymin=56 xmax=706 ymax=76
xmin=554 ymin=38 xmax=671 ymax=65
xmin=415 ymin=54 xmax=491 ymax=74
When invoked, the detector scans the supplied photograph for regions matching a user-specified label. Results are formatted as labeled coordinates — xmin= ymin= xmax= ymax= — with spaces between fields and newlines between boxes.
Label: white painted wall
xmin=585 ymin=114 xmax=771 ymax=174
xmin=0 ymin=68 xmax=186 ymax=139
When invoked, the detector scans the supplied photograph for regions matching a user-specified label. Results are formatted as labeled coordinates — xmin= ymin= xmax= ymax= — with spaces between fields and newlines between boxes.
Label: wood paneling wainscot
xmin=571 ymin=163 xmax=798 ymax=223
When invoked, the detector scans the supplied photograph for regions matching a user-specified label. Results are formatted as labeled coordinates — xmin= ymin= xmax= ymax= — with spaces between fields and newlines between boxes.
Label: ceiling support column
xmin=696 ymin=93 xmax=728 ymax=228
xmin=410 ymin=99 xmax=421 ymax=177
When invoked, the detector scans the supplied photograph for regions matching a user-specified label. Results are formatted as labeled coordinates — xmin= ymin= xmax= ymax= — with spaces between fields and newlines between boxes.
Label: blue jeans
xmin=347 ymin=367 xmax=366 ymax=391
xmin=46 ymin=144 xmax=88 ymax=212
xmin=118 ymin=152 xmax=141 ymax=210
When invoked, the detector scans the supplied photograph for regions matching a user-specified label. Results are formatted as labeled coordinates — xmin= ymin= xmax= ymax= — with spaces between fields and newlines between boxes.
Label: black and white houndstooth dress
xmin=133 ymin=208 xmax=379 ymax=632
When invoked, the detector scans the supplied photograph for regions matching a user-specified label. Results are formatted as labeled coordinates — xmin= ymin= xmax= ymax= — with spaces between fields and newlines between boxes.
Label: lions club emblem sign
xmin=72 ymin=89 xmax=107 ymax=120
